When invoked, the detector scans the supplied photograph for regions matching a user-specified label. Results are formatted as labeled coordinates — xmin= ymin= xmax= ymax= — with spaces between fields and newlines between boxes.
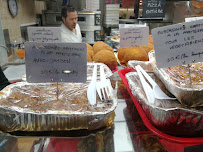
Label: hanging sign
xmin=142 ymin=0 xmax=166 ymax=18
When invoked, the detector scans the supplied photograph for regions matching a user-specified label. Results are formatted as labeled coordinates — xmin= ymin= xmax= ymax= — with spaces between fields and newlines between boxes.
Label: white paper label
xmin=185 ymin=16 xmax=203 ymax=22
xmin=27 ymin=27 xmax=61 ymax=42
xmin=119 ymin=24 xmax=146 ymax=29
xmin=25 ymin=42 xmax=87 ymax=83
xmin=120 ymin=27 xmax=149 ymax=47
xmin=152 ymin=19 xmax=203 ymax=68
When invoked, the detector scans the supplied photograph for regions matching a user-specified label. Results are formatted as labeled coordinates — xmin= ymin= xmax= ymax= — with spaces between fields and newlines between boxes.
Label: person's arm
xmin=0 ymin=67 xmax=10 ymax=90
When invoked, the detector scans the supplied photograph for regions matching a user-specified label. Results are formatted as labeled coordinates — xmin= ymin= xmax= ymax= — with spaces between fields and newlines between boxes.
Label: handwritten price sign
xmin=152 ymin=19 xmax=203 ymax=68
xmin=25 ymin=42 xmax=87 ymax=83
xmin=27 ymin=27 xmax=61 ymax=42
xmin=120 ymin=27 xmax=149 ymax=47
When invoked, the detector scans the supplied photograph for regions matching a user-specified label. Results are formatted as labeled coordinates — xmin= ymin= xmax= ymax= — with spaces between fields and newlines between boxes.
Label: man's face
xmin=62 ymin=11 xmax=78 ymax=31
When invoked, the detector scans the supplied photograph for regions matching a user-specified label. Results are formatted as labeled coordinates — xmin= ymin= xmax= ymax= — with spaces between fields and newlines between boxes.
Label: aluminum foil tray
xmin=125 ymin=72 xmax=203 ymax=137
xmin=0 ymin=81 xmax=117 ymax=132
xmin=149 ymin=51 xmax=203 ymax=107
xmin=128 ymin=60 xmax=153 ymax=72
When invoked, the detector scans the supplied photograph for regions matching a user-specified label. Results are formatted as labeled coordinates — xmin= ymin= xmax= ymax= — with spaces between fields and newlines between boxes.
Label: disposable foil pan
xmin=149 ymin=51 xmax=203 ymax=107
xmin=0 ymin=82 xmax=117 ymax=132
xmin=128 ymin=60 xmax=153 ymax=72
xmin=125 ymin=72 xmax=203 ymax=137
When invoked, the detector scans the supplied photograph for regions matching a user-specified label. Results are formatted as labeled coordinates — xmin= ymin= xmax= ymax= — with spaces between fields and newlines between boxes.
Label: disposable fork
xmin=87 ymin=64 xmax=97 ymax=105
xmin=96 ymin=65 xmax=113 ymax=100
xmin=135 ymin=66 xmax=155 ymax=104
xmin=137 ymin=65 xmax=176 ymax=100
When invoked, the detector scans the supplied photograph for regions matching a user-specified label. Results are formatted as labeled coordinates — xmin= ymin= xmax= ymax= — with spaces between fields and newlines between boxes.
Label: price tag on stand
xmin=152 ymin=19 xmax=203 ymax=68
xmin=27 ymin=27 xmax=61 ymax=42
xmin=25 ymin=42 xmax=87 ymax=83
xmin=142 ymin=0 xmax=166 ymax=18
xmin=120 ymin=26 xmax=149 ymax=47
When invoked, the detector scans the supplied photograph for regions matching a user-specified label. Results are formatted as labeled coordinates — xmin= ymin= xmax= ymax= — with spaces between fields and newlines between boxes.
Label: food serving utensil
xmin=96 ymin=65 xmax=113 ymax=100
xmin=87 ymin=64 xmax=97 ymax=105
xmin=137 ymin=65 xmax=176 ymax=100
xmin=135 ymin=66 xmax=155 ymax=103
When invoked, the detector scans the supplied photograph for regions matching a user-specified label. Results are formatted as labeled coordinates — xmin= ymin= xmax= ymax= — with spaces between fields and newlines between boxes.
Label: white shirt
xmin=61 ymin=23 xmax=82 ymax=43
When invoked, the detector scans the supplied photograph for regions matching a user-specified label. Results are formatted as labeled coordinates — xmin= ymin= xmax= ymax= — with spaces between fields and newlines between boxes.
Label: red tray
xmin=112 ymin=66 xmax=119 ymax=73
xmin=118 ymin=68 xmax=203 ymax=144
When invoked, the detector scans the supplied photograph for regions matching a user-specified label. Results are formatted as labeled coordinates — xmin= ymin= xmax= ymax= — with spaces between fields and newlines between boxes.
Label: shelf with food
xmin=118 ymin=68 xmax=203 ymax=144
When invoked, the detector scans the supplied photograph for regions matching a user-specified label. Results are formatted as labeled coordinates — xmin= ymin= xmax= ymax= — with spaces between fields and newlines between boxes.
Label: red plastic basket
xmin=118 ymin=68 xmax=203 ymax=144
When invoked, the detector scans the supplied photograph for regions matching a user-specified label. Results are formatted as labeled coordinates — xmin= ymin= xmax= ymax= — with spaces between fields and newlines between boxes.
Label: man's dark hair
xmin=61 ymin=5 xmax=77 ymax=19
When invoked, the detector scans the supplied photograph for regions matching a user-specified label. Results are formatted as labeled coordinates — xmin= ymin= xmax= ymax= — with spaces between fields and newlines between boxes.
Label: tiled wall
xmin=0 ymin=0 xmax=46 ymax=45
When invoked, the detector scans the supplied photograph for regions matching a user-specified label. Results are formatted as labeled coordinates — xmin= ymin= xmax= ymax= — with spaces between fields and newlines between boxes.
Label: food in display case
xmin=111 ymin=35 xmax=120 ymax=43
xmin=93 ymin=41 xmax=114 ymax=54
xmin=125 ymin=71 xmax=203 ymax=137
xmin=191 ymin=0 xmax=203 ymax=15
xmin=117 ymin=35 xmax=154 ymax=67
xmin=92 ymin=50 xmax=117 ymax=71
xmin=117 ymin=46 xmax=149 ymax=66
xmin=86 ymin=43 xmax=94 ymax=58
xmin=0 ymin=63 xmax=117 ymax=132
xmin=128 ymin=60 xmax=153 ymax=72
xmin=86 ymin=41 xmax=118 ymax=71
xmin=136 ymin=134 xmax=167 ymax=152
xmin=149 ymin=51 xmax=203 ymax=107
xmin=87 ymin=53 xmax=92 ymax=62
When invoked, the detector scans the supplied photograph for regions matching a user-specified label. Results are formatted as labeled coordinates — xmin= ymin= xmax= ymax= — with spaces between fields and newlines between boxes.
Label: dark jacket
xmin=0 ymin=67 xmax=10 ymax=90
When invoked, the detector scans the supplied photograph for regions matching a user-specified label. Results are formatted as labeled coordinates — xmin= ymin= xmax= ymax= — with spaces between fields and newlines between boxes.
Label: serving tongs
xmin=135 ymin=65 xmax=176 ymax=104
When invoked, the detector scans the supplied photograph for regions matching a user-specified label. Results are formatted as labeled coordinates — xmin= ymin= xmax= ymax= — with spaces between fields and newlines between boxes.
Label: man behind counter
xmin=0 ymin=67 xmax=10 ymax=90
xmin=61 ymin=6 xmax=82 ymax=43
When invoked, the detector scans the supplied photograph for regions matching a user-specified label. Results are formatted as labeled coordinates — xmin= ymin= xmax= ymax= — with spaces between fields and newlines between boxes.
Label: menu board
xmin=142 ymin=0 xmax=166 ymax=18
xmin=152 ymin=19 xmax=203 ymax=68
xmin=120 ymin=27 xmax=149 ymax=47
xmin=25 ymin=42 xmax=87 ymax=83
xmin=27 ymin=27 xmax=61 ymax=42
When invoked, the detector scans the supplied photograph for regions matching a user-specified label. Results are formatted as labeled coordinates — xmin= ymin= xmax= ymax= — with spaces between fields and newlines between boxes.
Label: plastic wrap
xmin=149 ymin=51 xmax=203 ymax=107
xmin=0 ymin=64 xmax=117 ymax=132
xmin=125 ymin=71 xmax=203 ymax=137
xmin=128 ymin=60 xmax=153 ymax=72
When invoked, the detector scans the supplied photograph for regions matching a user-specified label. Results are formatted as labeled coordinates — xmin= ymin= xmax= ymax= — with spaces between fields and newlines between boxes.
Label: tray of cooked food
xmin=0 ymin=63 xmax=117 ymax=132
xmin=125 ymin=71 xmax=203 ymax=137
xmin=149 ymin=51 xmax=203 ymax=107
xmin=128 ymin=59 xmax=153 ymax=72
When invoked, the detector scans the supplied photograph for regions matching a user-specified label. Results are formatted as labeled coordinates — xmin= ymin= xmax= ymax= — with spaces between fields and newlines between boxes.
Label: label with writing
xmin=119 ymin=24 xmax=146 ymax=29
xmin=152 ymin=19 xmax=203 ymax=68
xmin=120 ymin=27 xmax=149 ymax=47
xmin=142 ymin=0 xmax=166 ymax=18
xmin=185 ymin=16 xmax=203 ymax=22
xmin=25 ymin=42 xmax=87 ymax=83
xmin=27 ymin=27 xmax=61 ymax=42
